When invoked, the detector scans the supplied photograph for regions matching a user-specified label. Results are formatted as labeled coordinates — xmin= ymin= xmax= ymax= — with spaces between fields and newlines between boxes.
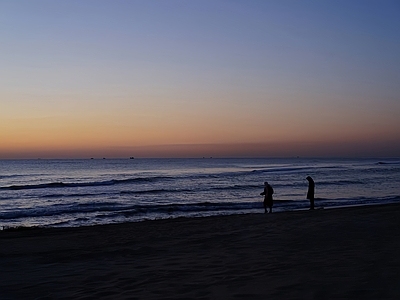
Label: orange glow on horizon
xmin=1 ymin=2 xmax=400 ymax=159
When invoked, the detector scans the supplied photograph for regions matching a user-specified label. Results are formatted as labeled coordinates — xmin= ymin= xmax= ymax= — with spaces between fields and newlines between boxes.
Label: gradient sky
xmin=1 ymin=0 xmax=400 ymax=158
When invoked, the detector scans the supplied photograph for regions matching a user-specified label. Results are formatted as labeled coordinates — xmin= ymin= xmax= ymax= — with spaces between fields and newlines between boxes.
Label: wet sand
xmin=1 ymin=204 xmax=400 ymax=299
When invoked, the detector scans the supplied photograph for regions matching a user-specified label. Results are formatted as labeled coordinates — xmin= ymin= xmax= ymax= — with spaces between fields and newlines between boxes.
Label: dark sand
xmin=1 ymin=204 xmax=400 ymax=299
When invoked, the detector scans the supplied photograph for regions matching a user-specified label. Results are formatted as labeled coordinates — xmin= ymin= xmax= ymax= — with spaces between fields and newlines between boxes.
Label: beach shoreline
xmin=1 ymin=203 xmax=400 ymax=299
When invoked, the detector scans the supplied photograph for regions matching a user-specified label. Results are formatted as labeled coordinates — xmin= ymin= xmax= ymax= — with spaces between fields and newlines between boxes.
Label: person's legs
xmin=310 ymin=198 xmax=315 ymax=210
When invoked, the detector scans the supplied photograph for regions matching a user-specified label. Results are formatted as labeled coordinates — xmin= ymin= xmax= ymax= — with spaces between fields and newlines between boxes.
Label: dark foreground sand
xmin=1 ymin=204 xmax=400 ymax=300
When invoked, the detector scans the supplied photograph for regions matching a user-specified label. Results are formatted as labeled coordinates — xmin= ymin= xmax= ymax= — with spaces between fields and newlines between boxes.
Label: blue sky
xmin=1 ymin=1 xmax=399 ymax=158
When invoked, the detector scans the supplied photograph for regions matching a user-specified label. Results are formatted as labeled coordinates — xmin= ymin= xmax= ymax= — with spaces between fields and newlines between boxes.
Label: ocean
xmin=1 ymin=158 xmax=399 ymax=228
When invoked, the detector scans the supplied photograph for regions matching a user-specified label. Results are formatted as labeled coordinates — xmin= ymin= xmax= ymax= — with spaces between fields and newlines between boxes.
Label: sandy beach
xmin=1 ymin=204 xmax=400 ymax=299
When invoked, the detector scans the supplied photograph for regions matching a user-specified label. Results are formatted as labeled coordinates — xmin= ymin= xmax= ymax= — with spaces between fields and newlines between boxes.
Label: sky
xmin=1 ymin=0 xmax=400 ymax=158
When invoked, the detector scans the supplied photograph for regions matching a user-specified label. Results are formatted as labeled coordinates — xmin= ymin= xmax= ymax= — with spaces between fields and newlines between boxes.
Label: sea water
xmin=1 ymin=158 xmax=399 ymax=228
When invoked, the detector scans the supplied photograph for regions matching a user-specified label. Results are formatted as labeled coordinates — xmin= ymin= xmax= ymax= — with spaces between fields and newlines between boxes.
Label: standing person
xmin=306 ymin=176 xmax=315 ymax=210
xmin=260 ymin=182 xmax=274 ymax=213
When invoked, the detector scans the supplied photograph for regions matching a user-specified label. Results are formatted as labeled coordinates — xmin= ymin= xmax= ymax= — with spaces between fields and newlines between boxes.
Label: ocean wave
xmin=120 ymin=188 xmax=192 ymax=195
xmin=254 ymin=164 xmax=348 ymax=173
xmin=41 ymin=192 xmax=111 ymax=199
xmin=2 ymin=196 xmax=399 ymax=225
xmin=126 ymin=183 xmax=303 ymax=194
xmin=251 ymin=166 xmax=312 ymax=174
xmin=377 ymin=161 xmax=400 ymax=165
xmin=0 ymin=201 xmax=124 ymax=219
xmin=0 ymin=174 xmax=25 ymax=179
xmin=210 ymin=184 xmax=261 ymax=191
xmin=0 ymin=176 xmax=172 ymax=191
xmin=317 ymin=179 xmax=364 ymax=186
xmin=179 ymin=166 xmax=315 ymax=179
xmin=0 ymin=201 xmax=263 ymax=221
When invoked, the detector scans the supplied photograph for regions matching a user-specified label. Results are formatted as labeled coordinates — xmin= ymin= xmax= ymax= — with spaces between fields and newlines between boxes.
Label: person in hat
xmin=260 ymin=181 xmax=274 ymax=213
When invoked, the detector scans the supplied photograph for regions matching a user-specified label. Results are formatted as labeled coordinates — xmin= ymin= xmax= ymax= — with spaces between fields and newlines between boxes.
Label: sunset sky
xmin=1 ymin=0 xmax=399 ymax=158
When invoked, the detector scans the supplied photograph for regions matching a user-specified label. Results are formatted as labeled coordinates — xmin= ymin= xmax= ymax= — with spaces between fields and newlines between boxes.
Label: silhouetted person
xmin=306 ymin=176 xmax=315 ymax=210
xmin=260 ymin=182 xmax=274 ymax=213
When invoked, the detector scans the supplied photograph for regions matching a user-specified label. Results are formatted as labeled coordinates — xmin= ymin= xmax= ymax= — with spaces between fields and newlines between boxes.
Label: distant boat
xmin=129 ymin=157 xmax=134 ymax=159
